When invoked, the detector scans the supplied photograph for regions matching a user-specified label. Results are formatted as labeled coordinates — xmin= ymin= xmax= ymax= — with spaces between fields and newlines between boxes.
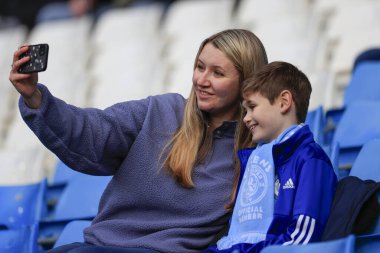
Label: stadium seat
xmin=50 ymin=160 xmax=82 ymax=186
xmin=161 ymin=0 xmax=234 ymax=96
xmin=0 ymin=223 xmax=39 ymax=253
xmin=350 ymin=139 xmax=380 ymax=182
xmin=38 ymin=174 xmax=111 ymax=249
xmin=326 ymin=28 xmax=380 ymax=109
xmin=45 ymin=160 xmax=86 ymax=216
xmin=324 ymin=142 xmax=340 ymax=180
xmin=305 ymin=106 xmax=325 ymax=145
xmin=324 ymin=61 xmax=380 ymax=145
xmin=53 ymin=220 xmax=90 ymax=248
xmin=0 ymin=179 xmax=47 ymax=229
xmin=344 ymin=62 xmax=380 ymax=106
xmin=0 ymin=148 xmax=46 ymax=185
xmin=23 ymin=17 xmax=92 ymax=108
xmin=331 ymin=101 xmax=380 ymax=176
xmin=261 ymin=234 xmax=355 ymax=253
xmin=0 ymin=25 xmax=28 ymax=146
xmin=89 ymin=5 xmax=165 ymax=108
xmin=353 ymin=48 xmax=380 ymax=71
xmin=49 ymin=174 xmax=111 ymax=221
xmin=355 ymin=234 xmax=380 ymax=253
xmin=349 ymin=139 xmax=380 ymax=236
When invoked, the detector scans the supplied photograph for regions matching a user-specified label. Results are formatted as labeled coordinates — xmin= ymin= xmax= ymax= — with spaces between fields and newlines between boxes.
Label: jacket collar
xmin=272 ymin=125 xmax=314 ymax=167
xmin=238 ymin=125 xmax=315 ymax=169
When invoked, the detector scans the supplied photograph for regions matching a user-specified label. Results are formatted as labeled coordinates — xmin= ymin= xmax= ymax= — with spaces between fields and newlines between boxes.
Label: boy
xmin=204 ymin=61 xmax=337 ymax=252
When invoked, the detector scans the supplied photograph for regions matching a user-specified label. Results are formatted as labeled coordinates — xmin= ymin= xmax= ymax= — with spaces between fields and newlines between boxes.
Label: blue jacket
xmin=205 ymin=126 xmax=337 ymax=253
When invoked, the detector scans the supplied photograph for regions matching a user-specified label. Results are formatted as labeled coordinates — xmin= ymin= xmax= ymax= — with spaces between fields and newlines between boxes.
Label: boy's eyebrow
xmin=242 ymin=100 xmax=251 ymax=108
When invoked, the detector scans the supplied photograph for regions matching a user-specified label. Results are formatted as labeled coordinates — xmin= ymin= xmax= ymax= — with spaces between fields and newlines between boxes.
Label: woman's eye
xmin=196 ymin=64 xmax=205 ymax=71
xmin=214 ymin=71 xmax=224 ymax=77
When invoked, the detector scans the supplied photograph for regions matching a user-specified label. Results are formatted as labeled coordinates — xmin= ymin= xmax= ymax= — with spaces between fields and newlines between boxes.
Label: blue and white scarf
xmin=217 ymin=124 xmax=304 ymax=250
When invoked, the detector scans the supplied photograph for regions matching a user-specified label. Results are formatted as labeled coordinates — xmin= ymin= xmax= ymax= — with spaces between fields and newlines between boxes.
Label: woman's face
xmin=192 ymin=43 xmax=240 ymax=123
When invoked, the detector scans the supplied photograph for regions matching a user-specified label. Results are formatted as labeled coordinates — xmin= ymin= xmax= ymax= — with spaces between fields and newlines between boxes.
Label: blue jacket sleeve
xmin=203 ymin=158 xmax=337 ymax=253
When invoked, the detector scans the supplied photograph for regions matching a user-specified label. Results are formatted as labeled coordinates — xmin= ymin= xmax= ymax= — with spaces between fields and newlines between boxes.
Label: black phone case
xmin=18 ymin=44 xmax=49 ymax=73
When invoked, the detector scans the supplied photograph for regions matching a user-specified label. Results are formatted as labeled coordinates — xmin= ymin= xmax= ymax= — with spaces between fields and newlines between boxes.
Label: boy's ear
xmin=279 ymin=90 xmax=293 ymax=114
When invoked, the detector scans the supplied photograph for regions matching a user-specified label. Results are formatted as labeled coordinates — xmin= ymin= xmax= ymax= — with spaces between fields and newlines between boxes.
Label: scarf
xmin=217 ymin=124 xmax=304 ymax=250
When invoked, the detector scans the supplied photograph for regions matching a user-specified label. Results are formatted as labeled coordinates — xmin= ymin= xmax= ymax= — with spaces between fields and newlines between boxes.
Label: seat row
xmin=0 ymin=162 xmax=111 ymax=252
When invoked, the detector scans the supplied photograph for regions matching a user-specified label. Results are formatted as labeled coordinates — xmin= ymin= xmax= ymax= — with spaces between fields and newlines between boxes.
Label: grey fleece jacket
xmin=19 ymin=84 xmax=236 ymax=253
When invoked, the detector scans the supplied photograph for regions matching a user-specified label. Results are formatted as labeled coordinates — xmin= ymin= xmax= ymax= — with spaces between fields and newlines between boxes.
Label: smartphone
xmin=18 ymin=44 xmax=49 ymax=73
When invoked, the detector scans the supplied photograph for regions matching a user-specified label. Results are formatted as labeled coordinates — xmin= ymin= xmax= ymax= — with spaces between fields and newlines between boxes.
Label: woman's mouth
xmin=197 ymin=89 xmax=213 ymax=99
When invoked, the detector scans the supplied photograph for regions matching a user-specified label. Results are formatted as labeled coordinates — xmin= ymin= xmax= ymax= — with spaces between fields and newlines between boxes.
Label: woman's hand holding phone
xmin=9 ymin=45 xmax=43 ymax=109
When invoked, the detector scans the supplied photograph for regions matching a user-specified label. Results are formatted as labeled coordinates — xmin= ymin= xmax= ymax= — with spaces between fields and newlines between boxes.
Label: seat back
xmin=349 ymin=139 xmax=380 ymax=235
xmin=305 ymin=105 xmax=325 ymax=145
xmin=324 ymin=142 xmax=340 ymax=180
xmin=51 ymin=160 xmax=82 ymax=186
xmin=350 ymin=139 xmax=380 ymax=182
xmin=0 ymin=179 xmax=47 ymax=229
xmin=0 ymin=223 xmax=39 ymax=253
xmin=332 ymin=101 xmax=380 ymax=173
xmin=261 ymin=235 xmax=355 ymax=253
xmin=355 ymin=234 xmax=380 ymax=253
xmin=324 ymin=61 xmax=380 ymax=146
xmin=344 ymin=62 xmax=380 ymax=106
xmin=50 ymin=174 xmax=111 ymax=221
xmin=53 ymin=220 xmax=90 ymax=248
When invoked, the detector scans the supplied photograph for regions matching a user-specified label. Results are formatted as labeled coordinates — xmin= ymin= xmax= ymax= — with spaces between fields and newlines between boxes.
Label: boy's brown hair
xmin=241 ymin=61 xmax=312 ymax=123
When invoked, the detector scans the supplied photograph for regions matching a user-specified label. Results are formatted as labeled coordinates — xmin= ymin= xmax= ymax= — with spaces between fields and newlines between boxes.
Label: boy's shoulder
xmin=276 ymin=125 xmax=331 ymax=164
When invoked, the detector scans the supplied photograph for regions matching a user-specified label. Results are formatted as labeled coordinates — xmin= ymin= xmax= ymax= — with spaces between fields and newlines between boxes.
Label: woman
xmin=9 ymin=29 xmax=268 ymax=253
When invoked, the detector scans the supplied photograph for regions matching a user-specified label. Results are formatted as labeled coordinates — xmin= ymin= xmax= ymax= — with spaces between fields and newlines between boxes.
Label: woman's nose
xmin=196 ymin=71 xmax=210 ymax=86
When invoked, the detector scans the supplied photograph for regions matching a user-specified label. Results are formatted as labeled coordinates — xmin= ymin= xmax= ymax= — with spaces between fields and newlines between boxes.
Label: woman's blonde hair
xmin=163 ymin=29 xmax=268 ymax=201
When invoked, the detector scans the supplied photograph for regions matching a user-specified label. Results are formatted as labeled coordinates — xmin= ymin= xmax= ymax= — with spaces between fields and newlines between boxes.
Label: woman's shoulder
xmin=150 ymin=93 xmax=187 ymax=102
xmin=147 ymin=92 xmax=187 ymax=108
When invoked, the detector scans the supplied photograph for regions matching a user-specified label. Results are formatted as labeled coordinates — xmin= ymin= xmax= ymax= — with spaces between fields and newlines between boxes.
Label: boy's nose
xmin=243 ymin=113 xmax=250 ymax=124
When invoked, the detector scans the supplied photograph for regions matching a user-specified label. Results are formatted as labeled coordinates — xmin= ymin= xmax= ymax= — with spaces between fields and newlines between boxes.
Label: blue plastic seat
xmin=39 ymin=174 xmax=111 ymax=249
xmin=305 ymin=105 xmax=325 ymax=145
xmin=344 ymin=62 xmax=380 ymax=106
xmin=332 ymin=101 xmax=380 ymax=176
xmin=51 ymin=160 xmax=83 ymax=186
xmin=323 ymin=142 xmax=340 ymax=180
xmin=0 ymin=179 xmax=47 ymax=229
xmin=355 ymin=234 xmax=380 ymax=253
xmin=349 ymin=139 xmax=380 ymax=236
xmin=53 ymin=220 xmax=90 ymax=248
xmin=52 ymin=174 xmax=111 ymax=221
xmin=261 ymin=235 xmax=355 ymax=253
xmin=353 ymin=48 xmax=380 ymax=72
xmin=0 ymin=223 xmax=39 ymax=253
xmin=325 ymin=62 xmax=380 ymax=145
xmin=45 ymin=161 xmax=86 ymax=216
xmin=349 ymin=139 xmax=380 ymax=182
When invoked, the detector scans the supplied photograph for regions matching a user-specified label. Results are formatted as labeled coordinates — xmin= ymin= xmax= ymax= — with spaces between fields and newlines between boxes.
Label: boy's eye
xmin=246 ymin=104 xmax=256 ymax=111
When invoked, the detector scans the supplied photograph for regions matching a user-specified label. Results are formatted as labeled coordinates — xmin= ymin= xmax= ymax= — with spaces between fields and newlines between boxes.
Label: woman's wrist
xmin=24 ymin=88 xmax=42 ymax=109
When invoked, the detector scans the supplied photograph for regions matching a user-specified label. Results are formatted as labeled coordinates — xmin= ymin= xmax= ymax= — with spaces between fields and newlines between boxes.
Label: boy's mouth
xmin=249 ymin=124 xmax=257 ymax=132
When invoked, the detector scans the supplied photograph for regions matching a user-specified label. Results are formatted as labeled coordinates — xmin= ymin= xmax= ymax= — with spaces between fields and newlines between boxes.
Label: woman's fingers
xmin=11 ymin=46 xmax=30 ymax=71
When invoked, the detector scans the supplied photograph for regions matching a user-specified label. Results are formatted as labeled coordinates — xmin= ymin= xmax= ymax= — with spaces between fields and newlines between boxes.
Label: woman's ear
xmin=279 ymin=90 xmax=293 ymax=114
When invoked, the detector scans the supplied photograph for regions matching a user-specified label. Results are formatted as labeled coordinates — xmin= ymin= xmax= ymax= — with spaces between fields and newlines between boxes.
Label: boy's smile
xmin=242 ymin=92 xmax=287 ymax=144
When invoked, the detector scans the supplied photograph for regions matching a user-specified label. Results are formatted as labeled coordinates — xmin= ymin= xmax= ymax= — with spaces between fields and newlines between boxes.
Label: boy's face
xmin=242 ymin=92 xmax=286 ymax=144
